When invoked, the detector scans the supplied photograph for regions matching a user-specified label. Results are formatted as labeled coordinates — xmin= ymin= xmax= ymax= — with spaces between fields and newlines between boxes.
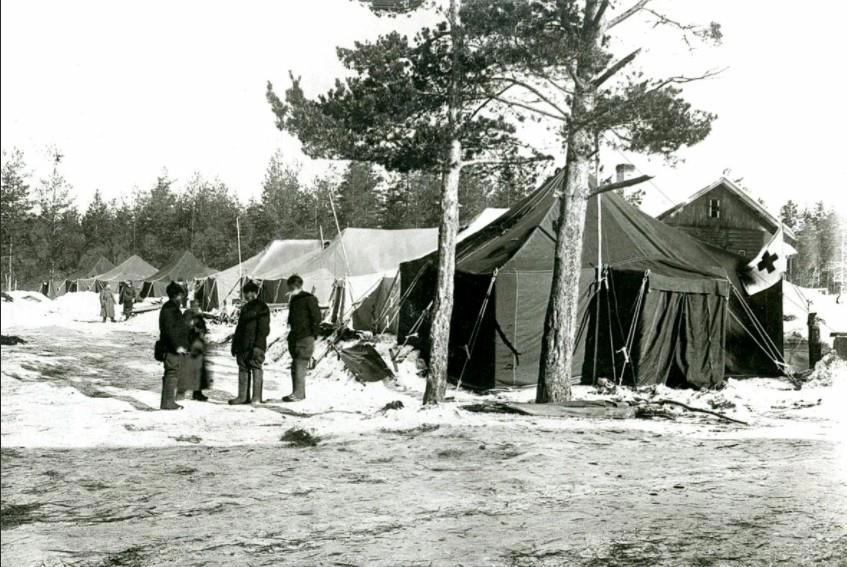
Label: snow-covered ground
xmin=2 ymin=290 xmax=846 ymax=566
xmin=2 ymin=289 xmax=845 ymax=449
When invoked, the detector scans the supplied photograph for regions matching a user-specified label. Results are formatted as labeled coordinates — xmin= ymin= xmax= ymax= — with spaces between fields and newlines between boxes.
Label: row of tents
xmin=42 ymin=170 xmax=785 ymax=390
xmin=41 ymin=250 xmax=216 ymax=300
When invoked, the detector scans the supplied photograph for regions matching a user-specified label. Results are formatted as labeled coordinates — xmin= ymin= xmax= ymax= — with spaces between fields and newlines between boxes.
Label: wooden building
xmin=658 ymin=177 xmax=796 ymax=262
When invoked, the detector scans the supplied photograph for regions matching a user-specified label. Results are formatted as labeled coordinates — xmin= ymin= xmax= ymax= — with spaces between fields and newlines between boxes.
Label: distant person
xmin=284 ymin=274 xmax=321 ymax=402
xmin=99 ymin=283 xmax=116 ymax=323
xmin=120 ymin=281 xmax=135 ymax=320
xmin=158 ymin=281 xmax=189 ymax=410
xmin=229 ymin=281 xmax=270 ymax=405
xmin=179 ymin=307 xmax=212 ymax=402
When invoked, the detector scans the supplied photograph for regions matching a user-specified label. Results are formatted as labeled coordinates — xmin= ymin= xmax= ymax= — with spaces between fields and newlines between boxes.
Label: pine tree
xmin=0 ymin=148 xmax=32 ymax=289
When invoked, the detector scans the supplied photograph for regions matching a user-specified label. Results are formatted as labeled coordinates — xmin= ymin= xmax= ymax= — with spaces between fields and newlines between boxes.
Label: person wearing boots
xmin=283 ymin=274 xmax=321 ymax=402
xmin=120 ymin=281 xmax=135 ymax=320
xmin=159 ymin=281 xmax=189 ymax=410
xmin=228 ymin=280 xmax=270 ymax=406
xmin=179 ymin=307 xmax=212 ymax=402
xmin=99 ymin=283 xmax=116 ymax=322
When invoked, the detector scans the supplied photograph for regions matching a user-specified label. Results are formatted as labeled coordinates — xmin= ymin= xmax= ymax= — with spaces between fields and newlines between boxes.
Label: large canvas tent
xmin=398 ymin=171 xmax=782 ymax=391
xmin=140 ymin=250 xmax=215 ymax=298
xmin=255 ymin=228 xmax=439 ymax=307
xmin=194 ymin=240 xmax=324 ymax=311
xmin=78 ymin=255 xmax=158 ymax=292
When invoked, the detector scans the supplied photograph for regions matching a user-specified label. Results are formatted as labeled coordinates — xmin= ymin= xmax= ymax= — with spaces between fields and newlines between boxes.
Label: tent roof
xmin=250 ymin=240 xmax=325 ymax=279
xmin=68 ymin=255 xmax=115 ymax=280
xmin=145 ymin=250 xmax=215 ymax=283
xmin=260 ymin=228 xmax=438 ymax=280
xmin=445 ymin=170 xmax=730 ymax=284
xmin=95 ymin=255 xmax=158 ymax=282
xmin=458 ymin=208 xmax=508 ymax=242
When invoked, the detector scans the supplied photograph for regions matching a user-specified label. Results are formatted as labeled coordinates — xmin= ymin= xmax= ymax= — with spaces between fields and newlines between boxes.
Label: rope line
xmin=455 ymin=269 xmax=499 ymax=391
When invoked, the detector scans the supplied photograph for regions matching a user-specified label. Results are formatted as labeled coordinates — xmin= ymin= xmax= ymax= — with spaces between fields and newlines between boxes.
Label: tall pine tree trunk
xmin=424 ymin=0 xmax=462 ymax=405
xmin=537 ymin=0 xmax=603 ymax=403
xmin=424 ymin=139 xmax=461 ymax=404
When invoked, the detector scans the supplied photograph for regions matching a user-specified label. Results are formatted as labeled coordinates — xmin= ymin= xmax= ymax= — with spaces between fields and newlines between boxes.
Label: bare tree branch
xmin=592 ymin=48 xmax=641 ymax=87
xmin=608 ymin=0 xmax=652 ymax=29
xmin=492 ymin=96 xmax=568 ymax=122
xmin=587 ymin=174 xmax=653 ymax=197
xmin=462 ymin=156 xmax=553 ymax=169
xmin=490 ymin=76 xmax=570 ymax=118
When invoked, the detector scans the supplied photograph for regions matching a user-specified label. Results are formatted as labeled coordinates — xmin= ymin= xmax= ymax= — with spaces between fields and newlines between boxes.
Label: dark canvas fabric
xmin=399 ymin=170 xmax=748 ymax=390
xmin=140 ymin=251 xmax=215 ymax=298
xmin=85 ymin=255 xmax=158 ymax=292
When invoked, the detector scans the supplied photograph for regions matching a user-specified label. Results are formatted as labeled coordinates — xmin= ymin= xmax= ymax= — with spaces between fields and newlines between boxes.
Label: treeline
xmin=780 ymin=200 xmax=844 ymax=291
xmin=0 ymin=148 xmax=536 ymax=288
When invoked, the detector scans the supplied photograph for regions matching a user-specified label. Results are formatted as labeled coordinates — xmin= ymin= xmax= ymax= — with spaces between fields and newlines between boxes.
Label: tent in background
xmin=194 ymin=240 xmax=324 ymax=311
xmin=65 ymin=256 xmax=115 ymax=292
xmin=140 ymin=250 xmax=215 ymax=298
xmin=39 ymin=279 xmax=64 ymax=299
xmin=254 ymin=228 xmax=439 ymax=313
xmin=80 ymin=255 xmax=158 ymax=292
xmin=398 ymin=170 xmax=779 ymax=391
xmin=194 ymin=250 xmax=263 ymax=312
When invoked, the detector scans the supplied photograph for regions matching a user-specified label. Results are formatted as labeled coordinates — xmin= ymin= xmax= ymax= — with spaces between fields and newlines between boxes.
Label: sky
xmin=2 ymin=0 xmax=845 ymax=217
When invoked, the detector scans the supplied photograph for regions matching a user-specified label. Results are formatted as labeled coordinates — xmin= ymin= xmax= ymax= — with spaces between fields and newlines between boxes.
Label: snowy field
xmin=2 ymin=290 xmax=846 ymax=565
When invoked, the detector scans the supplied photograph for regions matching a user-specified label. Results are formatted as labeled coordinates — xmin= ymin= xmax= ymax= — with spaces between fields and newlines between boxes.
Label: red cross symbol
xmin=757 ymin=251 xmax=779 ymax=273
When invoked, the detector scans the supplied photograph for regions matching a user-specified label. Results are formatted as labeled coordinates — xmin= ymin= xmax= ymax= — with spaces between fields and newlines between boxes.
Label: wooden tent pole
xmin=236 ymin=216 xmax=243 ymax=300
xmin=591 ymin=134 xmax=602 ymax=385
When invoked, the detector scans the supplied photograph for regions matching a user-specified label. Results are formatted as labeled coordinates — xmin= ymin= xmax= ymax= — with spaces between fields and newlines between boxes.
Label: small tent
xmin=82 ymin=255 xmax=158 ymax=293
xmin=140 ymin=250 xmax=215 ymax=298
xmin=398 ymin=171 xmax=781 ymax=391
xmin=65 ymin=256 xmax=115 ymax=292
xmin=194 ymin=250 xmax=263 ymax=312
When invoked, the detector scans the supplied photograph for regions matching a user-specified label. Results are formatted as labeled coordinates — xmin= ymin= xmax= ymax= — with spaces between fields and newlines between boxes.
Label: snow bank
xmin=1 ymin=291 xmax=163 ymax=333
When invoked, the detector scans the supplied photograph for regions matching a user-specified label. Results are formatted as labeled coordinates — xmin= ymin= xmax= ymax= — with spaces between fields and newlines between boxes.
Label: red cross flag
xmin=742 ymin=226 xmax=789 ymax=295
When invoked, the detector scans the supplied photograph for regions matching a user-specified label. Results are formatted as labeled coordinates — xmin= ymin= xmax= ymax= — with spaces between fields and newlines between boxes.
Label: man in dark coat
xmin=120 ymin=281 xmax=135 ymax=320
xmin=283 ymin=274 xmax=321 ymax=402
xmin=159 ymin=281 xmax=189 ymax=410
xmin=229 ymin=280 xmax=270 ymax=405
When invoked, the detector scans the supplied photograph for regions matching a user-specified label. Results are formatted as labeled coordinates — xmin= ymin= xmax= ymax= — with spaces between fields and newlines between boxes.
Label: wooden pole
xmin=592 ymin=134 xmax=602 ymax=385
xmin=236 ymin=216 xmax=243 ymax=300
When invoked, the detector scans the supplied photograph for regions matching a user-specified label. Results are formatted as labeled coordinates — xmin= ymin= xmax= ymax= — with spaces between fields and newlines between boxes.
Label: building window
xmin=708 ymin=198 xmax=721 ymax=219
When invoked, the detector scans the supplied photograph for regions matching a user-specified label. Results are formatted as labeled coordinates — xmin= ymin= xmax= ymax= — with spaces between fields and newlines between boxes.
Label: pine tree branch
xmin=491 ymin=96 xmax=568 ymax=122
xmin=607 ymin=0 xmax=652 ymax=29
xmin=461 ymin=156 xmax=552 ymax=168
xmin=587 ymin=174 xmax=653 ymax=197
xmin=592 ymin=48 xmax=641 ymax=87
xmin=490 ymin=76 xmax=569 ymax=119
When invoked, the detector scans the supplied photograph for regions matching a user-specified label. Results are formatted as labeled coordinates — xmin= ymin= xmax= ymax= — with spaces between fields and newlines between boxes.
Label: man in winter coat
xmin=100 ymin=283 xmax=116 ymax=322
xmin=159 ymin=281 xmax=190 ymax=410
xmin=229 ymin=280 xmax=270 ymax=405
xmin=120 ymin=281 xmax=135 ymax=320
xmin=283 ymin=274 xmax=321 ymax=402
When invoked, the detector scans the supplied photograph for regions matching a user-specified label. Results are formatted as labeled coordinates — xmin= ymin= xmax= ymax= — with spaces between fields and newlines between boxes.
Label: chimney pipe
xmin=616 ymin=163 xmax=636 ymax=183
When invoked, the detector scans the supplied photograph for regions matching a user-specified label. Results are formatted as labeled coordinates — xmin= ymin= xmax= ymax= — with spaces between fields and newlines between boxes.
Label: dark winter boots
xmin=160 ymin=374 xmax=182 ymax=410
xmin=250 ymin=369 xmax=264 ymax=405
xmin=228 ymin=370 xmax=252 ymax=405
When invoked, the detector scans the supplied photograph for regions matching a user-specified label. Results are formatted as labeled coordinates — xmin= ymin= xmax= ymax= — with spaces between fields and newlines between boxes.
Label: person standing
xmin=284 ymin=274 xmax=321 ymax=402
xmin=99 ymin=283 xmax=116 ymax=323
xmin=229 ymin=281 xmax=270 ymax=405
xmin=179 ymin=307 xmax=212 ymax=402
xmin=159 ymin=281 xmax=189 ymax=410
xmin=120 ymin=281 xmax=135 ymax=320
